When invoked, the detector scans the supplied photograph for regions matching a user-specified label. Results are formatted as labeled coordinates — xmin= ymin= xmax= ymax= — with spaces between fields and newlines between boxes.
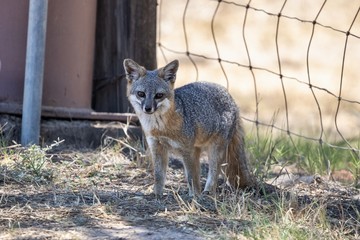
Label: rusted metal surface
xmin=43 ymin=0 xmax=97 ymax=109
xmin=0 ymin=0 xmax=29 ymax=104
xmin=0 ymin=0 xmax=96 ymax=109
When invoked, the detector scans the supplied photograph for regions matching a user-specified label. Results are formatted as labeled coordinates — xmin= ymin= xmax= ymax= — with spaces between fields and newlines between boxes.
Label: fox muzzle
xmin=143 ymin=98 xmax=156 ymax=114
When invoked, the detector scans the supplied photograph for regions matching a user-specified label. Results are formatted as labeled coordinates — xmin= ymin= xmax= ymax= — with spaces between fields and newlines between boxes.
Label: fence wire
xmin=157 ymin=0 xmax=360 ymax=159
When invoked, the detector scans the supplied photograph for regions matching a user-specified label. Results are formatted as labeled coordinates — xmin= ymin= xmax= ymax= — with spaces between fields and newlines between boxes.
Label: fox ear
xmin=159 ymin=60 xmax=179 ymax=83
xmin=123 ymin=59 xmax=146 ymax=82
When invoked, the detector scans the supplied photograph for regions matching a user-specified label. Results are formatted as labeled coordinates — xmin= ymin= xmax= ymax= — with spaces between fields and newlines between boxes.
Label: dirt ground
xmin=0 ymin=146 xmax=204 ymax=239
xmin=1 ymin=143 xmax=359 ymax=240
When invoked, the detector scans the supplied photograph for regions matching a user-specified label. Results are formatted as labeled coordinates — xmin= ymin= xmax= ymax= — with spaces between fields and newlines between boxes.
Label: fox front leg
xmin=147 ymin=137 xmax=169 ymax=198
xmin=182 ymin=148 xmax=201 ymax=197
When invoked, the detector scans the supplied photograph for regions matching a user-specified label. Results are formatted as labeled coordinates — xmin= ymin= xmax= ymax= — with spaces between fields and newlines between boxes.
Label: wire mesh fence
xmin=157 ymin=0 xmax=360 ymax=167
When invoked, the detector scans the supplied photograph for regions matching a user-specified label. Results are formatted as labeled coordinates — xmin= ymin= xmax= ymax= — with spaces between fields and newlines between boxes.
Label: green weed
xmin=247 ymin=129 xmax=360 ymax=186
xmin=1 ymin=139 xmax=63 ymax=184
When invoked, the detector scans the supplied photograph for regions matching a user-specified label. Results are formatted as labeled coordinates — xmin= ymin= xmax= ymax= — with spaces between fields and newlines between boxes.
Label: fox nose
xmin=144 ymin=107 xmax=153 ymax=113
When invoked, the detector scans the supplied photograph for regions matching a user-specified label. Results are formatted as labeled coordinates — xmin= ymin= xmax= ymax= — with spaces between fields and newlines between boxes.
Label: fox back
xmin=123 ymin=59 xmax=255 ymax=198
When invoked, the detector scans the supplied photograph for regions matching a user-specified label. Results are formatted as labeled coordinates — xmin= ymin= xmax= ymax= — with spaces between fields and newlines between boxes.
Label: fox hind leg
xmin=203 ymin=144 xmax=226 ymax=194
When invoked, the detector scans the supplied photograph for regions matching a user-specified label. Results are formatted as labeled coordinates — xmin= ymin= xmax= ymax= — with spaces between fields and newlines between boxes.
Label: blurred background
xmin=157 ymin=0 xmax=360 ymax=147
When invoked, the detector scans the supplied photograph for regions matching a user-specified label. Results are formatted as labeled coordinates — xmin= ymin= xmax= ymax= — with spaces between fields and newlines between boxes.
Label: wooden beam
xmin=93 ymin=0 xmax=157 ymax=113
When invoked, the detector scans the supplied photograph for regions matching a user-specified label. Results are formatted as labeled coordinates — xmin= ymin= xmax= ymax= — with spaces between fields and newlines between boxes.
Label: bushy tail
xmin=226 ymin=118 xmax=256 ymax=189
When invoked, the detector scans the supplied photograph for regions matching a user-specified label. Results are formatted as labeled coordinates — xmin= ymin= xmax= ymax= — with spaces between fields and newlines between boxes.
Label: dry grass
xmin=1 ymin=138 xmax=359 ymax=239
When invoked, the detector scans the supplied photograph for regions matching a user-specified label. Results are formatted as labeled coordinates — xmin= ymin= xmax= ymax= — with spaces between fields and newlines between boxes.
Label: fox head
xmin=123 ymin=59 xmax=179 ymax=115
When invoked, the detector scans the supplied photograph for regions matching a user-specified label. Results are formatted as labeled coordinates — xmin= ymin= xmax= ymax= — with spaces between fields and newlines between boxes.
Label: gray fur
xmin=174 ymin=82 xmax=238 ymax=140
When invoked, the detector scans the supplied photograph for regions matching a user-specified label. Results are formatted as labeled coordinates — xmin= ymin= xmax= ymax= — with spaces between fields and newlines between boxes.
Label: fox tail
xmin=225 ymin=118 xmax=256 ymax=189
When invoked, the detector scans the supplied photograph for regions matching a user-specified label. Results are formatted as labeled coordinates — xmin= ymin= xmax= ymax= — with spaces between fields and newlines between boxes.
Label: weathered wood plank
xmin=93 ymin=0 xmax=157 ymax=113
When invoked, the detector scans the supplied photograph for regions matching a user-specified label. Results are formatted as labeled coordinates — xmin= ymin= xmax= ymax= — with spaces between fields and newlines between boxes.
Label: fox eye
xmin=137 ymin=91 xmax=145 ymax=98
xmin=154 ymin=93 xmax=164 ymax=99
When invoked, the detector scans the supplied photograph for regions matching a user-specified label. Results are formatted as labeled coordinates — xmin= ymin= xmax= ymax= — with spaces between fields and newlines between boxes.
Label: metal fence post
xmin=21 ymin=0 xmax=48 ymax=146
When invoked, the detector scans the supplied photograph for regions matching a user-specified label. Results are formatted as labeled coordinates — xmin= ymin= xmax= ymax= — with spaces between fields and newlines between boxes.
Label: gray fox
xmin=123 ymin=59 xmax=255 ymax=198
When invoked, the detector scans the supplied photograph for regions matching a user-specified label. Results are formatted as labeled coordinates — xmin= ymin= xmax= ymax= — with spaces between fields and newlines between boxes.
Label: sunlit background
xmin=157 ymin=0 xmax=360 ymax=148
